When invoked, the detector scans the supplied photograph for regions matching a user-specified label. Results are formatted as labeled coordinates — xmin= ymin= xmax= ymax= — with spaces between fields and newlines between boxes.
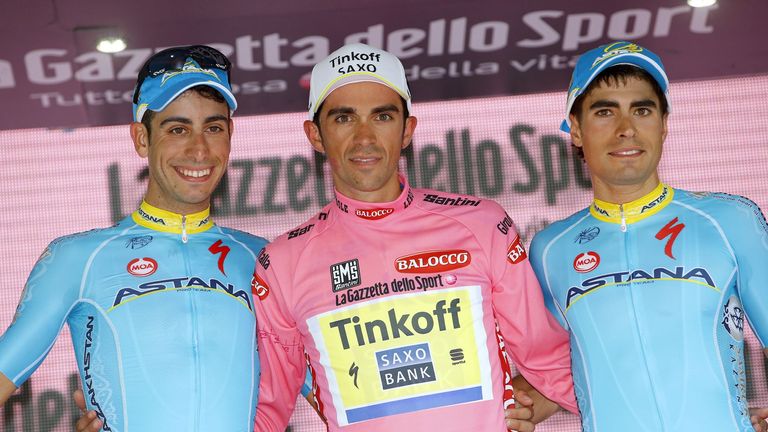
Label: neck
xmin=591 ymin=174 xmax=661 ymax=204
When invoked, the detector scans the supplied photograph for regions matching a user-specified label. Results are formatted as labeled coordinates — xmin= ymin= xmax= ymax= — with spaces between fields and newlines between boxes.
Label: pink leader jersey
xmin=253 ymin=177 xmax=577 ymax=431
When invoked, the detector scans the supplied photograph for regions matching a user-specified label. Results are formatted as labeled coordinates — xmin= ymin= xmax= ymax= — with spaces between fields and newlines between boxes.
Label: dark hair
xmin=311 ymin=96 xmax=411 ymax=130
xmin=569 ymin=65 xmax=668 ymax=158
xmin=141 ymin=85 xmax=228 ymax=138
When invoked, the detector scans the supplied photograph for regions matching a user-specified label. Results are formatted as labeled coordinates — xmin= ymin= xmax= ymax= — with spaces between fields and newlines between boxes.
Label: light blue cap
xmin=132 ymin=58 xmax=237 ymax=122
xmin=561 ymin=41 xmax=670 ymax=132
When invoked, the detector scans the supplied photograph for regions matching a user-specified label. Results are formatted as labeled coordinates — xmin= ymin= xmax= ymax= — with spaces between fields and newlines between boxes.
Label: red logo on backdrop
xmin=573 ymin=252 xmax=600 ymax=273
xmin=506 ymin=236 xmax=527 ymax=264
xmin=395 ymin=250 xmax=471 ymax=273
xmin=355 ymin=208 xmax=394 ymax=220
xmin=127 ymin=257 xmax=158 ymax=277
xmin=251 ymin=272 xmax=270 ymax=300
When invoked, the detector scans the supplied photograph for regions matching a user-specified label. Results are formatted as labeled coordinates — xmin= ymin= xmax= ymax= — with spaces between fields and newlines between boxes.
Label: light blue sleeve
xmin=719 ymin=195 xmax=768 ymax=347
xmin=529 ymin=231 xmax=569 ymax=330
xmin=301 ymin=366 xmax=313 ymax=398
xmin=0 ymin=238 xmax=82 ymax=385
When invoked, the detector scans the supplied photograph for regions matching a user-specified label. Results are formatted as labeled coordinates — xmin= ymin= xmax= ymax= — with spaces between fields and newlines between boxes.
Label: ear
xmin=661 ymin=112 xmax=669 ymax=142
xmin=568 ymin=113 xmax=583 ymax=148
xmin=130 ymin=122 xmax=150 ymax=158
xmin=304 ymin=120 xmax=325 ymax=154
xmin=228 ymin=118 xmax=234 ymax=138
xmin=401 ymin=116 xmax=417 ymax=150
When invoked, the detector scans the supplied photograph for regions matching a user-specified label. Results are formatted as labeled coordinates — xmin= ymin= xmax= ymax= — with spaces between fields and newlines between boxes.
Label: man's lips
xmin=175 ymin=167 xmax=212 ymax=179
xmin=349 ymin=155 xmax=381 ymax=164
xmin=609 ymin=148 xmax=643 ymax=157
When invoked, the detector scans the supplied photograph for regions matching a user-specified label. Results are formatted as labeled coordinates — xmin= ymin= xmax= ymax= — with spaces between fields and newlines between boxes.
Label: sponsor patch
xmin=127 ymin=257 xmax=157 ymax=277
xmin=574 ymin=227 xmax=600 ymax=244
xmin=125 ymin=235 xmax=153 ymax=249
xmin=355 ymin=208 xmax=394 ymax=220
xmin=722 ymin=295 xmax=745 ymax=341
xmin=506 ymin=236 xmax=527 ymax=264
xmin=331 ymin=259 xmax=361 ymax=292
xmin=258 ymin=249 xmax=270 ymax=270
xmin=208 ymin=239 xmax=230 ymax=276
xmin=423 ymin=194 xmax=481 ymax=207
xmin=395 ymin=250 xmax=471 ymax=274
xmin=655 ymin=217 xmax=685 ymax=260
xmin=497 ymin=213 xmax=514 ymax=235
xmin=288 ymin=224 xmax=314 ymax=239
xmin=573 ymin=252 xmax=600 ymax=273
xmin=306 ymin=286 xmax=492 ymax=426
xmin=376 ymin=343 xmax=436 ymax=390
xmin=251 ymin=272 xmax=270 ymax=301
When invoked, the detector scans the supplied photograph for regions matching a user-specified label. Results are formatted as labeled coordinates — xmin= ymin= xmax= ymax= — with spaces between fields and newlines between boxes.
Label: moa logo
xmin=127 ymin=257 xmax=157 ymax=277
xmin=573 ymin=252 xmax=600 ymax=273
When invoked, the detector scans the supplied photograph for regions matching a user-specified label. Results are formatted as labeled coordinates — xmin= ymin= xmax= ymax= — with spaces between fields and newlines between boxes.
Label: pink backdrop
xmin=1 ymin=74 xmax=767 ymax=431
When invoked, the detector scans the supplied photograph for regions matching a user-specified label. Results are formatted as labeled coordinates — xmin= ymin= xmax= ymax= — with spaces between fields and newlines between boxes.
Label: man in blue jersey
xmin=508 ymin=41 xmax=768 ymax=431
xmin=0 ymin=45 xmax=267 ymax=431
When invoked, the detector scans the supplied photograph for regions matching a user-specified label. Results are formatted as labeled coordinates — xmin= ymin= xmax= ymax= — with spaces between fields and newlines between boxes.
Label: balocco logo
xmin=127 ymin=257 xmax=157 ymax=277
xmin=573 ymin=252 xmax=600 ymax=273
xmin=251 ymin=272 xmax=270 ymax=301
xmin=355 ymin=208 xmax=394 ymax=220
xmin=395 ymin=250 xmax=471 ymax=274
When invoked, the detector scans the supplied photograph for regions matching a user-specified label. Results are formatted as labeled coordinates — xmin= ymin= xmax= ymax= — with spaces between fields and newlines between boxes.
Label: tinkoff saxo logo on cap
xmin=307 ymin=43 xmax=412 ymax=119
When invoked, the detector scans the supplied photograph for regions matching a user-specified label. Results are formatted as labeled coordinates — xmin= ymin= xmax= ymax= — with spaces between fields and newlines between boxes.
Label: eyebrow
xmin=204 ymin=114 xmax=229 ymax=123
xmin=159 ymin=116 xmax=192 ymax=127
xmin=371 ymin=104 xmax=400 ymax=114
xmin=589 ymin=99 xmax=658 ymax=110
xmin=158 ymin=114 xmax=229 ymax=127
xmin=325 ymin=104 xmax=401 ymax=118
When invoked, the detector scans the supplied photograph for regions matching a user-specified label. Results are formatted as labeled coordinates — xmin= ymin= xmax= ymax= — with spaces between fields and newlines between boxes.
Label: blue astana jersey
xmin=530 ymin=184 xmax=768 ymax=432
xmin=0 ymin=202 xmax=267 ymax=431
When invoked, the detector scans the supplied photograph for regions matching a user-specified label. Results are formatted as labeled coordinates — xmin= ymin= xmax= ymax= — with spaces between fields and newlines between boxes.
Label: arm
xmin=489 ymin=212 xmax=578 ymax=414
xmin=252 ymin=247 xmax=307 ymax=431
xmin=722 ymin=198 xmax=768 ymax=432
xmin=0 ymin=240 xmax=79 ymax=403
xmin=0 ymin=372 xmax=16 ymax=405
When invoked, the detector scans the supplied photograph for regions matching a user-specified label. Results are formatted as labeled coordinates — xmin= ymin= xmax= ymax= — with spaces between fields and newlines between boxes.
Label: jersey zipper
xmin=619 ymin=204 xmax=627 ymax=232
xmin=180 ymin=233 xmax=200 ymax=430
xmin=181 ymin=215 xmax=189 ymax=243
xmin=622 ymin=216 xmax=665 ymax=430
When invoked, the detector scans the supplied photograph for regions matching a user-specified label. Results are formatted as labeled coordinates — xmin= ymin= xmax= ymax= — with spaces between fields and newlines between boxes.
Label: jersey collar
xmin=590 ymin=183 xmax=674 ymax=225
xmin=332 ymin=174 xmax=414 ymax=223
xmin=132 ymin=201 xmax=214 ymax=234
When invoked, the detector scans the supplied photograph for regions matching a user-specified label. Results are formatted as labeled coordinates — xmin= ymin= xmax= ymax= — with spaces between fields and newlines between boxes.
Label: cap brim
xmin=135 ymin=76 xmax=237 ymax=122
xmin=308 ymin=73 xmax=412 ymax=119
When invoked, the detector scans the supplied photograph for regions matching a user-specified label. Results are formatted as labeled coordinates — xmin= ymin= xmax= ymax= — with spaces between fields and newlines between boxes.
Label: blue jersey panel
xmin=0 ymin=207 xmax=267 ymax=432
xmin=530 ymin=186 xmax=768 ymax=432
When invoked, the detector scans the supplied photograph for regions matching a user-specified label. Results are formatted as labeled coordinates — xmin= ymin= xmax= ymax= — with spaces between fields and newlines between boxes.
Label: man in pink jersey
xmin=252 ymin=42 xmax=578 ymax=432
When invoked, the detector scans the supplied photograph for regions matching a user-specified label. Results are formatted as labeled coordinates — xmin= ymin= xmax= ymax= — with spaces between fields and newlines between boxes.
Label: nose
xmin=352 ymin=120 xmax=376 ymax=147
xmin=186 ymin=131 xmax=210 ymax=161
xmin=616 ymin=114 xmax=636 ymax=139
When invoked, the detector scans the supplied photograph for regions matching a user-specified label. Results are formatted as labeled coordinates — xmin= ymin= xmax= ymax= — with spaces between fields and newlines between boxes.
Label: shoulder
xmin=414 ymin=188 xmax=507 ymax=221
xmin=216 ymin=225 xmax=269 ymax=251
xmin=531 ymin=207 xmax=591 ymax=254
xmin=48 ymin=225 xmax=119 ymax=252
xmin=674 ymin=189 xmax=767 ymax=225
xmin=268 ymin=203 xmax=334 ymax=254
